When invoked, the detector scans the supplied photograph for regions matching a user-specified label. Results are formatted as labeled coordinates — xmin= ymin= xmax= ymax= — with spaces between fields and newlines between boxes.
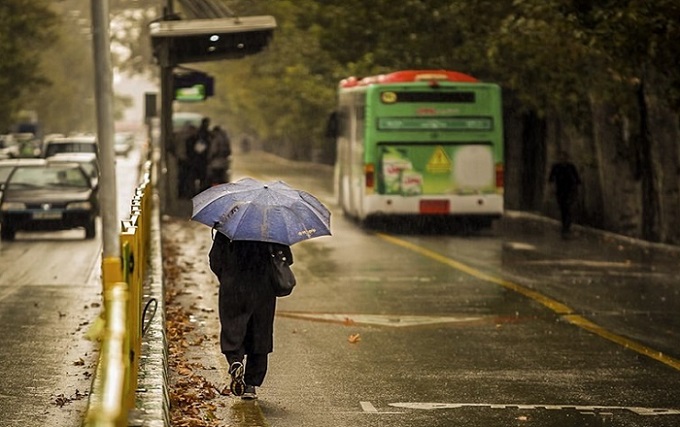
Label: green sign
xmin=175 ymin=84 xmax=206 ymax=102
xmin=378 ymin=117 xmax=492 ymax=131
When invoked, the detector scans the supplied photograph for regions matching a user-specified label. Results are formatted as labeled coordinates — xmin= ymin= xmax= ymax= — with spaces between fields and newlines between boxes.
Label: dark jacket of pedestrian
xmin=186 ymin=118 xmax=212 ymax=193
xmin=548 ymin=152 xmax=581 ymax=234
xmin=208 ymin=231 xmax=293 ymax=389
xmin=208 ymin=125 xmax=232 ymax=184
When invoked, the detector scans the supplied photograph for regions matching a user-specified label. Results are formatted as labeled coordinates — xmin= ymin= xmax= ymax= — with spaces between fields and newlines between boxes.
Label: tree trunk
xmin=636 ymin=78 xmax=662 ymax=242
xmin=519 ymin=110 xmax=546 ymax=211
xmin=642 ymin=70 xmax=680 ymax=244
xmin=589 ymin=100 xmax=641 ymax=235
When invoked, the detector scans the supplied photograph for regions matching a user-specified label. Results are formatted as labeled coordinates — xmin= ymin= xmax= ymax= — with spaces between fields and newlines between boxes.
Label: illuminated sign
xmin=377 ymin=117 xmax=492 ymax=131
xmin=175 ymin=84 xmax=206 ymax=102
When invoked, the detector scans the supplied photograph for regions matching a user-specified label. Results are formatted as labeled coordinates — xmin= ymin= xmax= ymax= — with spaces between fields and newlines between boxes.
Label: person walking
xmin=208 ymin=231 xmax=293 ymax=400
xmin=548 ymin=151 xmax=581 ymax=237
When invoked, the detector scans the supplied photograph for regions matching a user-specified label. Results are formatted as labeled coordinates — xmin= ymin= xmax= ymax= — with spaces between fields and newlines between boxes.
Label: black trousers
xmin=225 ymin=352 xmax=269 ymax=387
xmin=557 ymin=196 xmax=574 ymax=233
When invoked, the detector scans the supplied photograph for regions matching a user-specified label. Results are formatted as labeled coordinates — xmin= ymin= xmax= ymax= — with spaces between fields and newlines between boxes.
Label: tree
xmin=0 ymin=0 xmax=57 ymax=131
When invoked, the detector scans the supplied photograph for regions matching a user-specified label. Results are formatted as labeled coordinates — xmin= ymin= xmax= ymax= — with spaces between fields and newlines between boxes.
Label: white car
xmin=43 ymin=135 xmax=98 ymax=158
xmin=114 ymin=132 xmax=135 ymax=157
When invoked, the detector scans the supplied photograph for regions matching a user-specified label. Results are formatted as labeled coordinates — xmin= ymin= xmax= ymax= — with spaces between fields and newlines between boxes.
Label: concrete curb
xmin=129 ymin=191 xmax=170 ymax=427
xmin=503 ymin=210 xmax=680 ymax=254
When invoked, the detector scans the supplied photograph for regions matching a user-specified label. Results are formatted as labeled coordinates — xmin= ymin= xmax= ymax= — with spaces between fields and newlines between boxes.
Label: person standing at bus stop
xmin=186 ymin=117 xmax=212 ymax=194
xmin=208 ymin=125 xmax=232 ymax=185
xmin=548 ymin=151 xmax=581 ymax=238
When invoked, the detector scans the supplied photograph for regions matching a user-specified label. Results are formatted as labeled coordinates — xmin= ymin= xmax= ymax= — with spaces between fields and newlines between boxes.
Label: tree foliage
xmin=3 ymin=1 xmax=679 ymax=241
xmin=0 ymin=0 xmax=57 ymax=131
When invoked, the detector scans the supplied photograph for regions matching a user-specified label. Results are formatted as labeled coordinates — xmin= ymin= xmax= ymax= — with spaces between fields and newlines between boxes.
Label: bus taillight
xmin=495 ymin=163 xmax=504 ymax=189
xmin=365 ymin=164 xmax=375 ymax=190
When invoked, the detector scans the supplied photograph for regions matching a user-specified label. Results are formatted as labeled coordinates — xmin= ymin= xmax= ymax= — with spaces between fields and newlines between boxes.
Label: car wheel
xmin=85 ymin=220 xmax=96 ymax=239
xmin=1 ymin=226 xmax=16 ymax=241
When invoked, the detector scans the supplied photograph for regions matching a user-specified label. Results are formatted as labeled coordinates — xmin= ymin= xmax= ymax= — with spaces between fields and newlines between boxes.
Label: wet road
xmin=0 ymin=149 xmax=141 ymax=427
xmin=165 ymin=150 xmax=680 ymax=427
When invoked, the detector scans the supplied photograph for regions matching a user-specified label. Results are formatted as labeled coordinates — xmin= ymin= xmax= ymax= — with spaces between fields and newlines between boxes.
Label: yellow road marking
xmin=376 ymin=232 xmax=680 ymax=372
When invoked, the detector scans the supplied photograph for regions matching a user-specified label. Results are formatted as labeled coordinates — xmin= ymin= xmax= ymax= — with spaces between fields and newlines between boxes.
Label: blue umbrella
xmin=191 ymin=177 xmax=331 ymax=245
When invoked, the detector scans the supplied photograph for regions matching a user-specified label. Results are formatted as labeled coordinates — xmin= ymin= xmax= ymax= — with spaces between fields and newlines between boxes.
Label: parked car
xmin=0 ymin=162 xmax=98 ymax=240
xmin=47 ymin=152 xmax=99 ymax=188
xmin=42 ymin=135 xmax=98 ymax=158
xmin=114 ymin=132 xmax=135 ymax=157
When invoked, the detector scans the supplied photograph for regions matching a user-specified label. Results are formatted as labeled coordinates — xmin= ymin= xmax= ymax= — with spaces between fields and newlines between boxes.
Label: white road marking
xmin=521 ymin=259 xmax=633 ymax=268
xmin=277 ymin=312 xmax=484 ymax=327
xmin=359 ymin=401 xmax=403 ymax=415
xmin=504 ymin=242 xmax=536 ymax=250
xmin=360 ymin=401 xmax=378 ymax=413
xmin=388 ymin=402 xmax=680 ymax=416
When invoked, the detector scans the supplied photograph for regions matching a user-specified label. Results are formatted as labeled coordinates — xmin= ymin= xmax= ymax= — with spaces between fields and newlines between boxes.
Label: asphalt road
xmin=163 ymin=150 xmax=680 ymax=427
xmin=0 ymin=148 xmax=141 ymax=427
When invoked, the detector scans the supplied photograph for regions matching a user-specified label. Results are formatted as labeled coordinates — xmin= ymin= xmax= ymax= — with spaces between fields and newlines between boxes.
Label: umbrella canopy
xmin=191 ymin=177 xmax=331 ymax=245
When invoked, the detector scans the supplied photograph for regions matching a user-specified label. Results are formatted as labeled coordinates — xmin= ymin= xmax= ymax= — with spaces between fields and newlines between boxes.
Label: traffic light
xmin=150 ymin=16 xmax=277 ymax=65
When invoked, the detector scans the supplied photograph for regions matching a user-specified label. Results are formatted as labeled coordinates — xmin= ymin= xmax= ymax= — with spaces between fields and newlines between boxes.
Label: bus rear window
xmin=380 ymin=91 xmax=475 ymax=104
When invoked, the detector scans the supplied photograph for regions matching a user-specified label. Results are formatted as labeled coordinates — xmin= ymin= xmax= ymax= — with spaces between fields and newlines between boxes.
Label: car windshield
xmin=0 ymin=166 xmax=14 ymax=182
xmin=7 ymin=166 xmax=90 ymax=189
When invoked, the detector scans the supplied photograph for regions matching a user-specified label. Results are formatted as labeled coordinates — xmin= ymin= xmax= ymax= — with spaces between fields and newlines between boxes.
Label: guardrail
xmin=84 ymin=160 xmax=153 ymax=426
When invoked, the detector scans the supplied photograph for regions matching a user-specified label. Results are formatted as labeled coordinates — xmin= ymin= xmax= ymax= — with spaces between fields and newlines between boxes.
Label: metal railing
xmin=84 ymin=160 xmax=153 ymax=426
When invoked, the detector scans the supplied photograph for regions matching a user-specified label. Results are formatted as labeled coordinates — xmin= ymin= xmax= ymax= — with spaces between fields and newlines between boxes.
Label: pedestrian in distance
xmin=176 ymin=121 xmax=197 ymax=199
xmin=548 ymin=151 xmax=581 ymax=238
xmin=186 ymin=117 xmax=212 ymax=194
xmin=208 ymin=230 xmax=294 ymax=400
xmin=207 ymin=125 xmax=232 ymax=186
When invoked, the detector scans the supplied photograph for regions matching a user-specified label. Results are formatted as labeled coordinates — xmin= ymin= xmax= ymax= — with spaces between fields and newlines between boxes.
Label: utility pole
xmin=159 ymin=1 xmax=176 ymax=215
xmin=91 ymin=0 xmax=121 ymax=282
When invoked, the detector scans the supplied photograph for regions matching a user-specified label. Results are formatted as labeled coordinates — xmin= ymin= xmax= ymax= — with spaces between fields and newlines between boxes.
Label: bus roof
xmin=339 ymin=70 xmax=478 ymax=88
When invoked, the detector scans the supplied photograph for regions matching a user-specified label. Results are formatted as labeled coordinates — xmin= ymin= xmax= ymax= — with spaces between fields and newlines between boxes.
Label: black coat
xmin=548 ymin=161 xmax=581 ymax=201
xmin=209 ymin=232 xmax=293 ymax=355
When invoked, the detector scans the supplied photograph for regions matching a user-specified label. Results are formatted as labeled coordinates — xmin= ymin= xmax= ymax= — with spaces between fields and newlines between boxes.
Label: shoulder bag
xmin=269 ymin=245 xmax=296 ymax=297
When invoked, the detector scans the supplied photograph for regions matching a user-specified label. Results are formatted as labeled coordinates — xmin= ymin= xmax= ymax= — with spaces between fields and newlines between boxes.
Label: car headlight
xmin=66 ymin=201 xmax=92 ymax=210
xmin=1 ymin=202 xmax=27 ymax=211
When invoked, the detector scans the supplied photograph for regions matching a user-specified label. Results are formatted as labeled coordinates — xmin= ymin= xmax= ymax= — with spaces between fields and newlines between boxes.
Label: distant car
xmin=47 ymin=152 xmax=99 ymax=188
xmin=0 ymin=163 xmax=98 ymax=241
xmin=114 ymin=132 xmax=134 ymax=157
xmin=0 ymin=133 xmax=42 ymax=159
xmin=0 ymin=135 xmax=19 ymax=159
xmin=0 ymin=158 xmax=47 ymax=200
xmin=43 ymin=135 xmax=98 ymax=158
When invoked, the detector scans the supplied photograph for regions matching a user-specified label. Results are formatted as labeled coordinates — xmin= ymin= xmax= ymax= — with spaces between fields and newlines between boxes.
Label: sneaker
xmin=242 ymin=384 xmax=257 ymax=400
xmin=229 ymin=361 xmax=245 ymax=397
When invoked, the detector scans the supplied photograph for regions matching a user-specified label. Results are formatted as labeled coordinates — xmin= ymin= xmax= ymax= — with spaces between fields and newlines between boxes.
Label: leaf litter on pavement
xmin=163 ymin=219 xmax=230 ymax=427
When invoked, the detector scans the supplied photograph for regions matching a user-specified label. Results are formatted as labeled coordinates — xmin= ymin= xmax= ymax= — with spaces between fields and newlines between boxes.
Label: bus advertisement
xmin=333 ymin=69 xmax=504 ymax=227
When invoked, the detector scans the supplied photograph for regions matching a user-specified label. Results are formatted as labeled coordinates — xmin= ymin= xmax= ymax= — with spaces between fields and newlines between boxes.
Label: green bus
xmin=333 ymin=69 xmax=504 ymax=226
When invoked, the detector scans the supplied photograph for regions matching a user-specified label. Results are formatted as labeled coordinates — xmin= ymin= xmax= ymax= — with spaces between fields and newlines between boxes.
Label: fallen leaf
xmin=348 ymin=333 xmax=361 ymax=343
